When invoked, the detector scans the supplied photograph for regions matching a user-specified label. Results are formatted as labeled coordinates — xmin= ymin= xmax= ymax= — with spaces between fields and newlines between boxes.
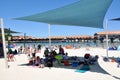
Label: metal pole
xmin=48 ymin=24 xmax=51 ymax=49
xmin=24 ymin=33 xmax=26 ymax=48
xmin=8 ymin=28 xmax=11 ymax=51
xmin=106 ymin=19 xmax=109 ymax=58
xmin=0 ymin=18 xmax=8 ymax=68
xmin=24 ymin=33 xmax=26 ymax=54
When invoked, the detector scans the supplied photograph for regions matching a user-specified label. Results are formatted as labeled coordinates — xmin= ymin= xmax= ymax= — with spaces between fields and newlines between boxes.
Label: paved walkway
xmin=98 ymin=56 xmax=120 ymax=80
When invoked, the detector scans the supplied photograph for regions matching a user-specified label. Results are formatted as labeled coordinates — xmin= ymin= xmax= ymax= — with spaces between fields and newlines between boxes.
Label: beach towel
xmin=75 ymin=65 xmax=90 ymax=73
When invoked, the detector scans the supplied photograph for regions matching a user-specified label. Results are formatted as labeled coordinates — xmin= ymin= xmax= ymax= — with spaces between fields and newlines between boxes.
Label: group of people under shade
xmin=28 ymin=45 xmax=66 ymax=68
xmin=28 ymin=45 xmax=99 ymax=68
xmin=84 ymin=53 xmax=99 ymax=65
xmin=7 ymin=44 xmax=99 ymax=68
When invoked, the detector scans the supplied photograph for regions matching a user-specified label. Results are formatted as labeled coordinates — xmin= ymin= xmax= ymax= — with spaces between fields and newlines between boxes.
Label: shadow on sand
xmin=18 ymin=55 xmax=120 ymax=79
xmin=19 ymin=56 xmax=107 ymax=74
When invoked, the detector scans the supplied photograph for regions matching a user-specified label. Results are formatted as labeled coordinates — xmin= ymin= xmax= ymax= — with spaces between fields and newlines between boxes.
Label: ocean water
xmin=14 ymin=42 xmax=93 ymax=47
xmin=13 ymin=41 xmax=120 ymax=49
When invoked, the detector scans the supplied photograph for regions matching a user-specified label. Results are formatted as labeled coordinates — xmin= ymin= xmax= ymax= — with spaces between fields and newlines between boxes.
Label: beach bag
xmin=46 ymin=61 xmax=53 ymax=67
xmin=29 ymin=60 xmax=33 ymax=65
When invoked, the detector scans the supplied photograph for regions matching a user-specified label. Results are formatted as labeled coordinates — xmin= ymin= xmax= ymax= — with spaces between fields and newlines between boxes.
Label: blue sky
xmin=1 ymin=0 xmax=120 ymax=38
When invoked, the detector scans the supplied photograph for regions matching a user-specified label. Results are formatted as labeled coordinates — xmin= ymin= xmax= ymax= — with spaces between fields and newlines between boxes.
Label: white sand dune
xmin=0 ymin=47 xmax=120 ymax=80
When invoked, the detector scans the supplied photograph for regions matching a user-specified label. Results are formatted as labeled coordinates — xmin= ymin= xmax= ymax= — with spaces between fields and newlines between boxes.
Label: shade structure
xmin=14 ymin=0 xmax=113 ymax=28
xmin=111 ymin=18 xmax=120 ymax=21
xmin=0 ymin=28 xmax=19 ymax=33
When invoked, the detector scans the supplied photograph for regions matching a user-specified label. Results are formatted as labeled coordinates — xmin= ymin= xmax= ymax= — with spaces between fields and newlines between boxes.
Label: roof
xmin=68 ymin=35 xmax=91 ymax=39
xmin=49 ymin=35 xmax=92 ymax=39
xmin=14 ymin=0 xmax=113 ymax=28
xmin=97 ymin=30 xmax=120 ymax=35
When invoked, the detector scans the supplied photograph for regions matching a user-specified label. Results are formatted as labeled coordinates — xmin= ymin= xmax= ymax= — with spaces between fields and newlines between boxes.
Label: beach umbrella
xmin=111 ymin=18 xmax=120 ymax=21
xmin=14 ymin=0 xmax=113 ymax=50
xmin=0 ymin=28 xmax=19 ymax=33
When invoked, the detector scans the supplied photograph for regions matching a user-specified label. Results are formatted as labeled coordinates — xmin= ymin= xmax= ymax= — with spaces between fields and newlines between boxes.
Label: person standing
xmin=44 ymin=47 xmax=49 ymax=58
xmin=32 ymin=49 xmax=37 ymax=58
xmin=59 ymin=45 xmax=64 ymax=55
xmin=37 ymin=44 xmax=41 ymax=53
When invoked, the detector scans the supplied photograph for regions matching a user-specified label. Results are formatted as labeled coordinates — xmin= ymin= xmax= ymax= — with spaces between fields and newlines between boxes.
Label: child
xmin=35 ymin=56 xmax=41 ymax=66
xmin=39 ymin=58 xmax=45 ymax=68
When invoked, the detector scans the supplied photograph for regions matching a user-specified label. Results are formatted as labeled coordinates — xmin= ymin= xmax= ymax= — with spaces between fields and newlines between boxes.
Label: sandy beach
xmin=0 ymin=47 xmax=120 ymax=80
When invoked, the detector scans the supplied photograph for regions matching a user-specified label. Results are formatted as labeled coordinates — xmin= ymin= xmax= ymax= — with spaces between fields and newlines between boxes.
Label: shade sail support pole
xmin=0 ymin=18 xmax=8 ymax=69
xmin=48 ymin=24 xmax=51 ymax=50
xmin=106 ymin=19 xmax=109 ymax=58
xmin=24 ymin=33 xmax=26 ymax=54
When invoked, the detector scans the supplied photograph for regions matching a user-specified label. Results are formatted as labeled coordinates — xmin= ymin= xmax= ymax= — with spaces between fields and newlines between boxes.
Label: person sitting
xmin=63 ymin=52 xmax=69 ymax=60
xmin=7 ymin=49 xmax=15 ymax=61
xmin=35 ymin=56 xmax=41 ymax=66
xmin=45 ymin=53 xmax=53 ymax=68
xmin=13 ymin=49 xmax=18 ymax=55
xmin=39 ymin=58 xmax=45 ymax=68
xmin=28 ymin=57 xmax=34 ymax=65
xmin=84 ymin=53 xmax=90 ymax=65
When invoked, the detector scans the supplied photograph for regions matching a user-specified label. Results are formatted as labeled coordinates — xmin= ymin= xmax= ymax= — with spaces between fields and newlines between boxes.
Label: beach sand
xmin=0 ymin=47 xmax=120 ymax=80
